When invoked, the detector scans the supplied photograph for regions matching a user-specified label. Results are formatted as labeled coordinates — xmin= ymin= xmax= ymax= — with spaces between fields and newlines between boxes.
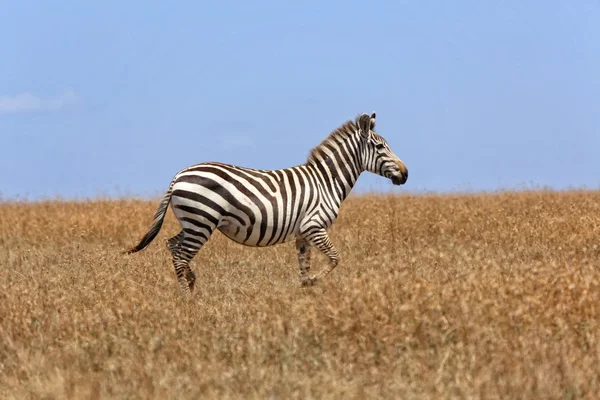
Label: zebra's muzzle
xmin=391 ymin=160 xmax=408 ymax=185
xmin=391 ymin=174 xmax=407 ymax=185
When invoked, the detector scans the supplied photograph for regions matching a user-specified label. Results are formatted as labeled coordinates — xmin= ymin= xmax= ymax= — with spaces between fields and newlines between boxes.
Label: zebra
xmin=125 ymin=112 xmax=408 ymax=295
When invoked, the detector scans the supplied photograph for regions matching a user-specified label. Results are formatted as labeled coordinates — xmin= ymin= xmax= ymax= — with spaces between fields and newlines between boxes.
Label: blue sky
xmin=1 ymin=1 xmax=599 ymax=199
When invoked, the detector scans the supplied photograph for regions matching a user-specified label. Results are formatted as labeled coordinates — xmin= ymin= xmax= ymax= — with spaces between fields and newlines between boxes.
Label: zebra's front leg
xmin=295 ymin=238 xmax=312 ymax=286
xmin=300 ymin=227 xmax=340 ymax=286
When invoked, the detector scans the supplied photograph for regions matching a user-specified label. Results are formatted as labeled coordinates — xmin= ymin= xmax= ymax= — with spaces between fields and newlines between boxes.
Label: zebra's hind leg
xmin=166 ymin=232 xmax=194 ymax=296
xmin=299 ymin=227 xmax=340 ymax=287
xmin=295 ymin=238 xmax=312 ymax=286
xmin=166 ymin=228 xmax=212 ymax=297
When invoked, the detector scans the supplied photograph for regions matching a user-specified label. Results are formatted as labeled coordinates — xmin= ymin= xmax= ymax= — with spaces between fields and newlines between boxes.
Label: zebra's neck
xmin=305 ymin=134 xmax=364 ymax=208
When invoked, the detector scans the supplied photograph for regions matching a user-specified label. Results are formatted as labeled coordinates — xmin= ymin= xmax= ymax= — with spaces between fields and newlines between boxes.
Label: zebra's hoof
xmin=301 ymin=276 xmax=318 ymax=287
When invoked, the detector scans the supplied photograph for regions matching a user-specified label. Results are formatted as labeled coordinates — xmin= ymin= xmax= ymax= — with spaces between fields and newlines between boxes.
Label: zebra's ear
xmin=370 ymin=112 xmax=376 ymax=129
xmin=358 ymin=113 xmax=372 ymax=138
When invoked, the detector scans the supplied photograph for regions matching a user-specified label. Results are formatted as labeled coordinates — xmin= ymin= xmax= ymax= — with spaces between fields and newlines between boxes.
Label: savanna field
xmin=1 ymin=191 xmax=600 ymax=399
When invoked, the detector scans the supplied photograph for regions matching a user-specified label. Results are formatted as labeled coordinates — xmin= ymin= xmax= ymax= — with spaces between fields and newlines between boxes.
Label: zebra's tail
xmin=124 ymin=181 xmax=175 ymax=254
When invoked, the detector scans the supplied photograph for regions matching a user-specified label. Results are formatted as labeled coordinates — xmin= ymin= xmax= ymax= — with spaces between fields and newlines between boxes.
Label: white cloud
xmin=0 ymin=90 xmax=80 ymax=114
xmin=219 ymin=134 xmax=255 ymax=150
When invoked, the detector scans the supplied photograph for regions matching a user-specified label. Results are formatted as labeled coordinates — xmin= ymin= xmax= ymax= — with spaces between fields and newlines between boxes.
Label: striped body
xmin=126 ymin=112 xmax=408 ymax=296
xmin=173 ymin=163 xmax=322 ymax=247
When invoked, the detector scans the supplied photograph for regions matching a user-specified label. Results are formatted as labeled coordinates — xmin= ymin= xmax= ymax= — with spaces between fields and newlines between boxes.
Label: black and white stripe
xmin=126 ymin=112 xmax=408 ymax=295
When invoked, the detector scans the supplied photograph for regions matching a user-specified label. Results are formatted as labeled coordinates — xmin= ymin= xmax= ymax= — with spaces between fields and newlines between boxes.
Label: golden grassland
xmin=1 ymin=190 xmax=600 ymax=399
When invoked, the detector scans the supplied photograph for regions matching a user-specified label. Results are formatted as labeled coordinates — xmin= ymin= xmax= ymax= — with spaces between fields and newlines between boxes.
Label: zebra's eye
xmin=375 ymin=143 xmax=385 ymax=150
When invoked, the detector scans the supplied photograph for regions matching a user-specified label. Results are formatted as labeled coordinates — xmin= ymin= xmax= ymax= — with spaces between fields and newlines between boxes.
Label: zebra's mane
xmin=306 ymin=117 xmax=360 ymax=165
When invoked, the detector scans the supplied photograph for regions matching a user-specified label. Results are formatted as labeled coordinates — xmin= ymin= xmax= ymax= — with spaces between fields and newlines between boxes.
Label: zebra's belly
xmin=217 ymin=218 xmax=252 ymax=245
xmin=217 ymin=217 xmax=298 ymax=247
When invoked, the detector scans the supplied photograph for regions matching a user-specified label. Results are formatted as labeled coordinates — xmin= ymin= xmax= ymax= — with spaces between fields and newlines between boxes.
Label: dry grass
xmin=1 ymin=190 xmax=600 ymax=399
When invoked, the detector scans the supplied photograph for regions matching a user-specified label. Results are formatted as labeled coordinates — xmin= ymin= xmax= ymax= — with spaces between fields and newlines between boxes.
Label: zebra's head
xmin=357 ymin=112 xmax=408 ymax=186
